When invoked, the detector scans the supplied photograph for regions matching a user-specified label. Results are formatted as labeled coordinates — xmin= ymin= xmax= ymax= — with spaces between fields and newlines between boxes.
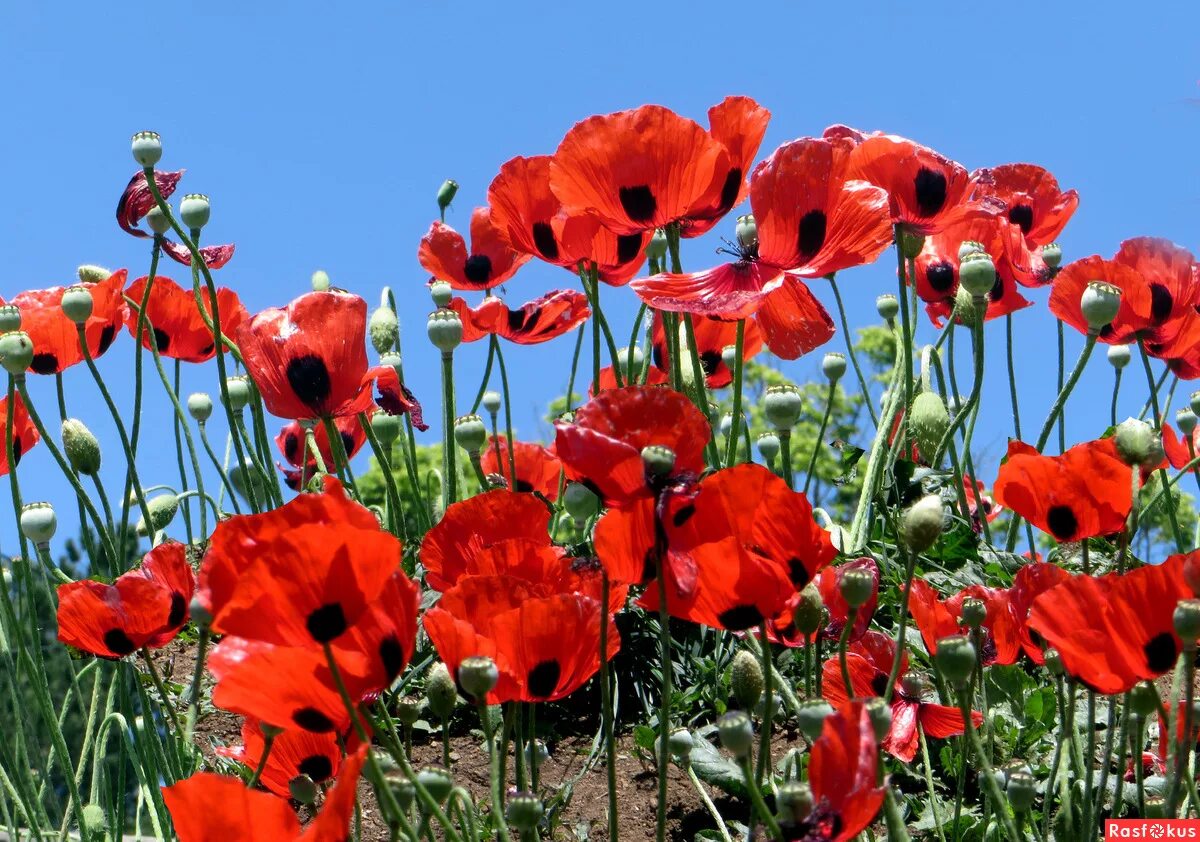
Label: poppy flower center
xmin=1045 ymin=504 xmax=1078 ymax=541
xmin=1144 ymin=631 xmax=1179 ymax=673
xmin=717 ymin=604 xmax=765 ymax=632
xmin=927 ymin=261 xmax=955 ymax=294
xmin=618 ymin=185 xmax=657 ymax=224
xmin=913 ymin=168 xmax=948 ymax=217
xmin=1007 ymin=204 xmax=1034 ymax=234
xmin=797 ymin=210 xmax=828 ymax=261
xmin=104 ymin=628 xmax=137 ymax=657
xmin=297 ymin=754 xmax=334 ymax=783
xmin=167 ymin=592 xmax=187 ymax=628
xmin=527 ymin=659 xmax=561 ymax=698
xmin=305 ymin=602 xmax=348 ymax=643
xmin=463 ymin=254 xmax=494 ymax=285
xmin=286 ymin=354 xmax=333 ymax=414
xmin=292 ymin=707 xmax=336 ymax=733
xmin=531 ymin=222 xmax=559 ymax=261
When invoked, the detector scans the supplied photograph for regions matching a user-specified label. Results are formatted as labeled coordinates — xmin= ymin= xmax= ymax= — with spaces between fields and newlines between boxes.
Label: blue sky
xmin=1 ymin=2 xmax=1198 ymax=553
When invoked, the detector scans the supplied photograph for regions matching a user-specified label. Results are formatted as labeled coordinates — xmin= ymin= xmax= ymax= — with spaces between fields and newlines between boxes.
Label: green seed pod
xmin=821 ymin=352 xmax=847 ymax=383
xmin=1175 ymin=598 xmax=1200 ymax=642
xmin=960 ymin=597 xmax=987 ymax=628
xmin=368 ymin=306 xmax=399 ymax=355
xmin=876 ymin=294 xmax=899 ymax=322
xmin=371 ymin=412 xmax=402 ymax=447
xmin=61 ymin=286 xmax=94 ymax=324
xmin=1006 ymin=770 xmax=1036 ymax=812
xmin=735 ymin=214 xmax=757 ymax=249
xmin=1080 ymin=281 xmax=1121 ymax=332
xmin=910 ymin=391 xmax=950 ymax=463
xmin=640 ymin=444 xmax=676 ymax=478
xmin=729 ymin=649 xmax=764 ymax=711
xmin=795 ymin=699 xmax=834 ymax=741
xmin=839 ymin=568 xmax=875 ymax=608
xmin=667 ymin=728 xmax=694 ymax=762
xmin=458 ymin=655 xmax=499 ymax=700
xmin=1114 ymin=417 xmax=1164 ymax=469
xmin=1108 ymin=343 xmax=1132 ymax=370
xmin=427 ymin=308 xmax=463 ymax=353
xmin=957 ymin=240 xmax=986 ymax=260
xmin=395 ymin=696 xmax=421 ymax=726
xmin=146 ymin=205 xmax=171 ymax=235
xmin=505 ymin=791 xmax=544 ymax=832
xmin=76 ymin=265 xmax=113 ymax=284
xmin=717 ymin=710 xmax=754 ymax=757
xmin=1043 ymin=648 xmax=1065 ymax=677
xmin=187 ymin=392 xmax=213 ymax=423
xmin=61 ymin=418 xmax=101 ymax=475
xmin=289 ymin=774 xmax=319 ymax=805
xmin=430 ymin=281 xmax=454 ymax=308
xmin=415 ymin=765 xmax=453 ymax=805
xmin=0 ymin=306 xmax=20 ymax=333
xmin=437 ymin=180 xmax=459 ymax=213
xmin=131 ymin=131 xmax=162 ymax=168
xmin=900 ymin=671 xmax=929 ymax=700
xmin=756 ymin=432 xmax=781 ymax=464
xmin=898 ymin=229 xmax=925 ymax=260
xmin=0 ymin=331 xmax=34 ymax=375
xmin=646 ymin=229 xmax=668 ymax=261
xmin=179 ymin=194 xmax=211 ymax=230
xmin=935 ymin=635 xmax=977 ymax=687
xmin=189 ymin=597 xmax=212 ymax=630
xmin=137 ymin=493 xmax=179 ymax=536
xmin=20 ymin=502 xmax=56 ymax=544
xmin=958 ymin=251 xmax=996 ymax=298
xmin=481 ymin=390 xmax=502 ymax=416
xmin=80 ymin=804 xmax=107 ymax=835
xmin=901 ymin=494 xmax=945 ymax=553
xmin=453 ymin=414 xmax=488 ymax=456
xmin=763 ymin=384 xmax=803 ymax=430
xmin=563 ymin=482 xmax=600 ymax=524
xmin=1042 ymin=242 xmax=1063 ymax=270
xmin=793 ymin=583 xmax=825 ymax=636
xmin=311 ymin=270 xmax=331 ymax=292
xmin=1177 ymin=408 xmax=1197 ymax=436
xmin=425 ymin=662 xmax=458 ymax=720
xmin=223 ymin=376 xmax=253 ymax=412
xmin=776 ymin=781 xmax=814 ymax=824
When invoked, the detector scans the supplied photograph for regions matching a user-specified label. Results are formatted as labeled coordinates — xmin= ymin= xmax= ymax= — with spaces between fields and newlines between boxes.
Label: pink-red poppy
xmin=446 ymin=289 xmax=589 ymax=345
xmin=418 ymin=207 xmax=531 ymax=291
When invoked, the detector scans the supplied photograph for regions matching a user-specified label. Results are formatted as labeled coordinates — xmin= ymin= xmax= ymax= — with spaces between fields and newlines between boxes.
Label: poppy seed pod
xmin=61 ymin=418 xmax=101 ymax=476
xmin=719 ymin=413 xmax=733 ymax=438
xmin=505 ymin=792 xmax=544 ymax=832
xmin=641 ymin=444 xmax=676 ymax=478
xmin=311 ymin=270 xmax=331 ymax=292
xmin=371 ymin=411 xmax=402 ymax=447
xmin=425 ymin=663 xmax=458 ymax=720
xmin=1042 ymin=242 xmax=1063 ymax=270
xmin=1178 ymin=408 xmax=1198 ymax=437
xmin=453 ymin=414 xmax=488 ymax=456
xmin=1114 ymin=417 xmax=1164 ymax=469
xmin=934 ymin=635 xmax=977 ymax=686
xmin=188 ymin=597 xmax=212 ymax=630
xmin=822 ymin=352 xmax=847 ymax=383
xmin=735 ymin=213 xmax=757 ymax=249
xmin=0 ymin=306 xmax=20 ymax=333
xmin=395 ymin=696 xmax=421 ymax=726
xmin=876 ymin=293 xmax=899 ymax=322
xmin=1043 ymin=648 xmax=1065 ymax=676
xmin=616 ymin=345 xmax=644 ymax=377
xmin=145 ymin=205 xmax=171 ymax=236
xmin=646 ymin=228 xmax=669 ymax=261
xmin=131 ymin=131 xmax=162 ymax=168
xmin=795 ymin=699 xmax=834 ymax=741
xmin=427 ymin=308 xmax=463 ymax=353
xmin=137 ymin=493 xmax=179 ymax=536
xmin=0 ymin=331 xmax=34 ymax=375
xmin=898 ymin=229 xmax=925 ymax=260
xmin=756 ymin=432 xmax=780 ymax=465
xmin=222 ymin=376 xmax=253 ymax=412
xmin=416 ymin=765 xmax=453 ymax=805
xmin=429 ymin=281 xmax=453 ymax=308
xmin=721 ymin=344 xmax=737 ymax=370
xmin=776 ymin=781 xmax=814 ymax=824
xmin=1080 ymin=281 xmax=1122 ymax=333
xmin=763 ymin=384 xmax=803 ymax=430
xmin=187 ymin=392 xmax=213 ymax=423
xmin=958 ymin=251 xmax=996 ymax=299
xmin=865 ymin=697 xmax=892 ymax=742
xmin=729 ymin=649 xmax=764 ymax=711
xmin=19 ymin=502 xmax=56 ymax=544
xmin=288 ymin=774 xmax=319 ymax=805
xmin=911 ymin=391 xmax=950 ymax=463
xmin=667 ymin=728 xmax=694 ymax=762
xmin=61 ymin=285 xmax=94 ymax=324
xmin=839 ymin=567 xmax=874 ymax=608
xmin=717 ymin=710 xmax=754 ymax=757
xmin=76 ymin=265 xmax=112 ymax=284
xmin=457 ymin=655 xmax=499 ymax=700
xmin=563 ymin=482 xmax=600 ymax=524
xmin=229 ymin=460 xmax=269 ymax=502
xmin=901 ymin=494 xmax=945 ymax=553
xmin=960 ymin=597 xmax=987 ymax=628
xmin=1174 ymin=599 xmax=1200 ymax=642
xmin=437 ymin=179 xmax=459 ymax=213
xmin=368 ymin=306 xmax=399 ymax=355
xmin=1145 ymin=797 xmax=1168 ymax=819
xmin=793 ymin=582 xmax=824 ymax=636
xmin=481 ymin=390 xmax=502 ymax=416
xmin=957 ymin=240 xmax=986 ymax=261
xmin=1107 ymin=343 xmax=1131 ymax=370
xmin=524 ymin=739 xmax=550 ymax=770
xmin=178 ymin=194 xmax=210 ymax=230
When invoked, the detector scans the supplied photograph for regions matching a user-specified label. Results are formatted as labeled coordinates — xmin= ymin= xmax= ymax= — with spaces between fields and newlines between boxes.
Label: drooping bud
xmin=776 ymin=781 xmax=814 ymax=824
xmin=372 ymin=412 xmax=402 ymax=447
xmin=958 ymin=251 xmax=996 ymax=298
xmin=458 ymin=655 xmax=499 ymax=700
xmin=425 ymin=663 xmax=458 ymax=720
xmin=187 ymin=393 xmax=213 ymax=423
xmin=131 ymin=131 xmax=163 ymax=168
xmin=223 ymin=376 xmax=253 ymax=412
xmin=641 ymin=444 xmax=676 ymax=478
xmin=717 ymin=710 xmax=754 ymax=757
xmin=368 ymin=306 xmax=399 ymax=355
xmin=437 ymin=180 xmax=459 ymax=214
xmin=19 ymin=502 xmax=56 ymax=544
xmin=900 ymin=494 xmax=945 ymax=552
xmin=839 ymin=567 xmax=874 ymax=608
xmin=61 ymin=419 xmax=101 ymax=475
xmin=1108 ymin=344 xmax=1131 ymax=370
xmin=0 ymin=306 xmax=20 ymax=333
xmin=793 ymin=583 xmax=824 ymax=636
xmin=1175 ymin=599 xmax=1200 ymax=642
xmin=1042 ymin=242 xmax=1063 ymax=270
xmin=735 ymin=214 xmax=757 ymax=249
xmin=146 ymin=205 xmax=171 ymax=235
xmin=864 ymin=697 xmax=892 ymax=742
xmin=416 ymin=765 xmax=453 ymax=805
xmin=729 ymin=649 xmax=764 ymax=711
xmin=795 ymin=699 xmax=834 ymax=741
xmin=506 ymin=792 xmax=544 ymax=832
xmin=718 ymin=413 xmax=733 ymax=439
xmin=430 ymin=281 xmax=453 ymax=308
xmin=481 ymin=390 xmax=502 ymax=416
xmin=0 ymin=331 xmax=34 ymax=375
xmin=289 ymin=774 xmax=319 ymax=805
xmin=763 ymin=384 xmax=803 ymax=431
xmin=311 ymin=270 xmax=331 ymax=292
xmin=1114 ymin=417 xmax=1164 ymax=469
xmin=76 ymin=265 xmax=112 ymax=284
xmin=427 ymin=308 xmax=463 ymax=353
xmin=1080 ymin=281 xmax=1121 ymax=333
xmin=645 ymin=229 xmax=668 ymax=262
xmin=960 ymin=597 xmax=987 ymax=628
xmin=821 ymin=352 xmax=847 ymax=383
xmin=756 ymin=432 xmax=780 ymax=465
xmin=179 ymin=194 xmax=211 ymax=230
xmin=910 ymin=391 xmax=950 ymax=464
xmin=563 ymin=482 xmax=600 ymax=525
xmin=934 ymin=635 xmax=977 ymax=686
xmin=876 ymin=294 xmax=899 ymax=322
xmin=453 ymin=414 xmax=488 ymax=456
xmin=137 ymin=493 xmax=179 ymax=536
xmin=60 ymin=286 xmax=94 ymax=324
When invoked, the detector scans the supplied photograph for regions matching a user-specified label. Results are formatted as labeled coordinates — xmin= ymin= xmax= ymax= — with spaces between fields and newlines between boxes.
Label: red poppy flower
xmin=908 ymin=580 xmax=1020 ymax=667
xmin=418 ymin=206 xmax=530 ymax=291
xmin=769 ymin=557 xmax=879 ymax=647
xmin=1163 ymin=423 xmax=1200 ymax=470
xmin=57 ymin=542 xmax=195 ymax=658
xmin=13 ymin=269 xmax=129 ymax=375
xmin=236 ymin=290 xmax=426 ymax=427
xmin=216 ymin=720 xmax=343 ymax=798
xmin=590 ymin=363 xmax=670 ymax=395
xmin=1028 ymin=552 xmax=1193 ymax=694
xmin=275 ymin=416 xmax=367 ymax=491
xmin=159 ymin=240 xmax=236 ymax=270
xmin=962 ymin=476 xmax=1001 ymax=525
xmin=479 ymin=435 xmax=562 ymax=500
xmin=446 ymin=289 xmax=589 ymax=345
xmin=1126 ymin=751 xmax=1168 ymax=782
xmin=162 ymin=745 xmax=366 ymax=842
xmin=116 ymin=170 xmax=184 ymax=238
xmin=1006 ymin=562 xmax=1071 ymax=665
xmin=0 ymin=393 xmax=39 ymax=475
xmin=125 ymin=276 xmax=248 ymax=363
xmin=976 ymin=163 xmax=1079 ymax=248
xmin=649 ymin=312 xmax=763 ymax=388
xmin=993 ymin=439 xmax=1132 ymax=542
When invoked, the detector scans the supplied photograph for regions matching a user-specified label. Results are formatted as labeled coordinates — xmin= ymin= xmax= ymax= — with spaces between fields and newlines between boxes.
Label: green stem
xmin=476 ymin=700 xmax=512 ymax=842
xmin=957 ymin=686 xmax=1020 ymax=841
xmin=803 ymin=382 xmax=835 ymax=496
xmin=599 ymin=573 xmax=618 ymax=842
xmin=724 ymin=319 xmax=746 ymax=468
xmin=755 ymin=623 xmax=774 ymax=786
xmin=918 ymin=724 xmax=947 ymax=842
xmin=740 ymin=755 xmax=782 ymax=840
xmin=245 ymin=732 xmax=276 ymax=789
xmin=655 ymin=552 xmax=673 ymax=842
xmin=828 ymin=275 xmax=879 ymax=427
xmin=440 ymin=350 xmax=457 ymax=509
xmin=1004 ymin=314 xmax=1022 ymax=440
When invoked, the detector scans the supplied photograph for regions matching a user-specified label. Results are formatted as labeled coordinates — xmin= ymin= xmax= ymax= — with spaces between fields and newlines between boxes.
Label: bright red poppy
xmin=162 ymin=745 xmax=366 ymax=842
xmin=12 ymin=269 xmax=129 ymax=375
xmin=217 ymin=720 xmax=344 ymax=798
xmin=275 ymin=416 xmax=367 ymax=491
xmin=993 ymin=439 xmax=1132 ymax=542
xmin=418 ymin=206 xmax=530 ymax=291
xmin=236 ymin=290 xmax=425 ymax=427
xmin=589 ymin=363 xmax=670 ymax=395
xmin=446 ymin=289 xmax=589 ymax=345
xmin=0 ymin=393 xmax=39 ymax=475
xmin=125 ymin=276 xmax=248 ymax=363
xmin=908 ymin=580 xmax=1020 ymax=667
xmin=649 ymin=312 xmax=763 ymax=388
xmin=1006 ymin=562 xmax=1072 ymax=665
xmin=116 ymin=170 xmax=184 ymax=238
xmin=479 ymin=435 xmax=563 ymax=500
xmin=977 ymin=163 xmax=1079 ymax=249
xmin=1163 ymin=423 xmax=1200 ymax=470
xmin=769 ymin=557 xmax=879 ymax=647
xmin=57 ymin=542 xmax=195 ymax=658
xmin=1028 ymin=552 xmax=1193 ymax=694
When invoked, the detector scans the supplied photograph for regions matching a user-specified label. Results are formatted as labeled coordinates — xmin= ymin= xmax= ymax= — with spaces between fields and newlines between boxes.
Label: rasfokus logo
xmin=1106 ymin=820 xmax=1200 ymax=839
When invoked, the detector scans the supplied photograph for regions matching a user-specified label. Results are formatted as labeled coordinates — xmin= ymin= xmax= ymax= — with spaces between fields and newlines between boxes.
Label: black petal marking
xmin=913 ymin=168 xmax=948 ymax=217
xmin=292 ymin=707 xmax=336 ymax=733
xmin=531 ymin=222 xmax=559 ymax=261
xmin=526 ymin=659 xmax=561 ymax=698
xmin=1045 ymin=505 xmax=1078 ymax=541
xmin=619 ymin=186 xmax=657 ymax=223
xmin=286 ymin=354 xmax=333 ymax=413
xmin=305 ymin=603 xmax=348 ymax=643
xmin=717 ymin=605 xmax=765 ymax=632
xmin=463 ymin=255 xmax=493 ymax=286
xmin=797 ymin=210 xmax=828 ymax=260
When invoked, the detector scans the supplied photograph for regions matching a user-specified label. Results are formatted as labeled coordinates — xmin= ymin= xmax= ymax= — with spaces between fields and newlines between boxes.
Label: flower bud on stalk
xmin=0 ymin=331 xmax=34 ymax=375
xmin=452 ymin=414 xmax=487 ymax=457
xmin=506 ymin=792 xmax=544 ymax=833
xmin=910 ymin=391 xmax=950 ymax=464
xmin=430 ymin=281 xmax=453 ymax=308
xmin=729 ymin=649 xmax=764 ymax=710
xmin=822 ymin=352 xmax=847 ymax=383
xmin=76 ymin=265 xmax=112 ymax=284
xmin=776 ymin=781 xmax=814 ymax=824
xmin=437 ymin=179 xmax=459 ymax=214
xmin=763 ymin=384 xmax=803 ymax=431
xmin=1114 ymin=418 xmax=1164 ymax=469
xmin=137 ymin=493 xmax=179 ymax=536
xmin=901 ymin=494 xmax=945 ymax=553
xmin=371 ymin=412 xmax=401 ymax=448
xmin=876 ymin=294 xmax=899 ymax=322
xmin=1106 ymin=343 xmax=1131 ymax=370
xmin=934 ymin=634 xmax=976 ymax=687
xmin=482 ymin=390 xmax=502 ymax=416
xmin=898 ymin=229 xmax=925 ymax=260
xmin=756 ymin=432 xmax=780 ymax=466
xmin=457 ymin=655 xmax=499 ymax=700
xmin=395 ymin=697 xmax=421 ymax=726
xmin=60 ymin=286 xmax=94 ymax=324
xmin=735 ymin=214 xmax=757 ymax=249
xmin=792 ymin=583 xmax=824 ymax=636
xmin=721 ymin=344 xmax=737 ymax=371
xmin=416 ymin=765 xmax=453 ymax=805
xmin=179 ymin=194 xmax=210 ymax=230
xmin=20 ymin=502 xmax=56 ymax=545
xmin=425 ymin=662 xmax=458 ymax=721
xmin=368 ymin=306 xmax=399 ymax=355
xmin=311 ymin=270 xmax=331 ymax=292
xmin=187 ymin=393 xmax=213 ymax=423
xmin=61 ymin=419 xmax=101 ymax=475
xmin=1043 ymin=648 xmax=1065 ymax=676
xmin=795 ymin=699 xmax=833 ymax=741
xmin=641 ymin=444 xmax=676 ymax=478
xmin=667 ymin=728 xmax=694 ymax=762
xmin=1178 ymin=408 xmax=1197 ymax=436
xmin=289 ymin=774 xmax=319 ymax=805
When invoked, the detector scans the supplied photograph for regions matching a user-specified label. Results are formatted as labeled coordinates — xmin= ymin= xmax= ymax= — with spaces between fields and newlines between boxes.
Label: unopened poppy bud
xmin=76 ymin=265 xmax=112 ymax=284
xmin=901 ymin=494 xmax=945 ymax=552
xmin=311 ymin=270 xmax=331 ymax=292
xmin=911 ymin=391 xmax=950 ymax=465
xmin=131 ymin=131 xmax=162 ymax=168
xmin=1178 ymin=408 xmax=1198 ymax=437
xmin=957 ymin=240 xmax=986 ymax=260
xmin=458 ymin=655 xmax=499 ymax=699
xmin=188 ymin=597 xmax=211 ymax=629
xmin=1175 ymin=599 xmax=1200 ymax=642
xmin=960 ymin=597 xmax=987 ymax=628
xmin=0 ymin=331 xmax=34 ymax=375
xmin=1042 ymin=242 xmax=1063 ymax=269
xmin=524 ymin=739 xmax=549 ymax=769
xmin=721 ymin=344 xmax=737 ymax=370
xmin=453 ymin=414 xmax=488 ymax=456
xmin=429 ymin=281 xmax=453 ymax=308
xmin=60 ymin=286 xmax=94 ymax=324
xmin=20 ymin=502 xmax=56 ymax=544
xmin=763 ymin=384 xmax=803 ymax=430
xmin=876 ymin=294 xmax=899 ymax=321
xmin=395 ymin=696 xmax=421 ymax=726
xmin=61 ymin=419 xmax=101 ymax=475
xmin=563 ymin=482 xmax=600 ymax=524
xmin=481 ymin=390 xmax=502 ymax=416
xmin=776 ymin=781 xmax=814 ymax=824
xmin=719 ymin=413 xmax=733 ymax=438
xmin=952 ymin=286 xmax=982 ymax=325
xmin=1080 ymin=281 xmax=1121 ymax=333
xmin=898 ymin=229 xmax=925 ymax=260
xmin=505 ymin=791 xmax=543 ymax=832
xmin=179 ymin=194 xmax=210 ymax=230
xmin=865 ymin=697 xmax=892 ymax=741
xmin=137 ymin=493 xmax=179 ymax=536
xmin=425 ymin=662 xmax=458 ymax=720
xmin=1107 ymin=344 xmax=1132 ymax=370
xmin=958 ymin=251 xmax=996 ymax=299
xmin=289 ymin=774 xmax=319 ymax=805
xmin=822 ymin=352 xmax=847 ymax=383
xmin=145 ymin=205 xmax=171 ymax=235
xmin=416 ymin=764 xmax=453 ymax=805
xmin=641 ymin=444 xmax=676 ymax=478
xmin=1145 ymin=797 xmax=1168 ymax=819
xmin=667 ymin=728 xmax=694 ymax=761
xmin=437 ymin=179 xmax=459 ymax=213
xmin=756 ymin=432 xmax=780 ymax=465
xmin=717 ymin=710 xmax=754 ymax=757
xmin=371 ymin=412 xmax=402 ymax=447
xmin=0 ymin=306 xmax=20 ymax=333
xmin=1043 ymin=648 xmax=1064 ymax=676
xmin=427 ymin=308 xmax=463 ymax=353
xmin=730 ymin=649 xmax=764 ymax=710
xmin=187 ymin=393 xmax=213 ymax=423
xmin=646 ymin=229 xmax=669 ymax=261
xmin=1114 ymin=417 xmax=1163 ymax=468
xmin=736 ymin=213 xmax=758 ymax=249
xmin=935 ymin=635 xmax=976 ymax=686
xmin=223 ymin=376 xmax=253 ymax=412
xmin=839 ymin=568 xmax=874 ymax=608
xmin=793 ymin=583 xmax=824 ymax=636
xmin=796 ymin=699 xmax=833 ymax=741
xmin=80 ymin=804 xmax=106 ymax=835
xmin=368 ymin=306 xmax=399 ymax=355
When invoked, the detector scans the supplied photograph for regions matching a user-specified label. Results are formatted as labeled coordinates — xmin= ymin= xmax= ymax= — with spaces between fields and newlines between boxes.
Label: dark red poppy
xmin=1028 ymin=552 xmax=1193 ymax=694
xmin=446 ymin=289 xmax=589 ymax=345
xmin=162 ymin=744 xmax=366 ymax=842
xmin=236 ymin=290 xmax=425 ymax=426
xmin=116 ymin=170 xmax=184 ymax=238
xmin=56 ymin=542 xmax=195 ymax=658
xmin=649 ymin=312 xmax=763 ymax=388
xmin=0 ymin=393 xmax=39 ymax=475
xmin=908 ymin=580 xmax=1020 ymax=667
xmin=1163 ymin=423 xmax=1200 ymax=470
xmin=770 ymin=557 xmax=879 ymax=647
xmin=993 ymin=439 xmax=1132 ymax=542
xmin=418 ymin=206 xmax=530 ymax=291
xmin=159 ymin=240 xmax=236 ymax=270
xmin=479 ymin=435 xmax=562 ymax=500
xmin=217 ymin=720 xmax=343 ymax=798
xmin=976 ymin=163 xmax=1079 ymax=249
xmin=12 ymin=269 xmax=129 ymax=375
xmin=962 ymin=476 xmax=1001 ymax=525
xmin=1006 ymin=562 xmax=1071 ymax=665
xmin=275 ymin=416 xmax=367 ymax=491
xmin=125 ymin=275 xmax=248 ymax=363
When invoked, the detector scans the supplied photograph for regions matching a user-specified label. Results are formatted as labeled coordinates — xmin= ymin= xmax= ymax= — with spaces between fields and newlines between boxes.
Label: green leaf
xmin=633 ymin=724 xmax=657 ymax=752
xmin=687 ymin=736 xmax=747 ymax=798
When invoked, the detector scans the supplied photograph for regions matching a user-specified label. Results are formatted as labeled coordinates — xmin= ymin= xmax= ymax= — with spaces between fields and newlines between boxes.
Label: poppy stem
xmin=724 ymin=320 xmax=746 ymax=468
xmin=739 ymin=754 xmax=782 ymax=840
xmin=1004 ymin=315 xmax=1022 ymax=441
xmin=475 ymin=699 xmax=512 ymax=842
xmin=1112 ymin=369 xmax=1123 ymax=428
xmin=1056 ymin=320 xmax=1066 ymax=452
xmin=1168 ymin=643 xmax=1197 ymax=815
xmin=582 ymin=266 xmax=604 ymax=393
xmin=245 ymin=731 xmax=275 ymax=790
xmin=802 ymin=382 xmax=835 ymax=496
xmin=894 ymin=235 xmax=915 ymax=441
xmin=956 ymin=687 xmax=1021 ymax=842
xmin=471 ymin=336 xmax=497 ymax=414
xmin=563 ymin=323 xmax=585 ymax=410
xmin=684 ymin=762 xmax=732 ymax=842
xmin=1092 ymin=692 xmax=1126 ymax=834
xmin=917 ymin=724 xmax=947 ymax=842
xmin=654 ymin=557 xmax=673 ymax=842
xmin=827 ymin=275 xmax=879 ymax=428
xmin=183 ymin=629 xmax=209 ymax=743
xmin=755 ymin=623 xmax=774 ymax=787
xmin=778 ymin=430 xmax=794 ymax=491
xmin=881 ymin=779 xmax=914 ymax=842
xmin=837 ymin=606 xmax=857 ymax=700
xmin=197 ymin=423 xmax=241 ymax=514
xmin=599 ymin=572 xmax=618 ymax=842
xmin=884 ymin=543 xmax=917 ymax=700
xmin=139 ymin=649 xmax=183 ymax=738
xmin=358 ymin=411 xmax=408 ymax=542
xmin=1138 ymin=337 xmax=1187 ymax=553
xmin=440 ymin=350 xmax=458 ymax=509
xmin=491 ymin=338 xmax=519 ymax=485
xmin=1133 ymin=714 xmax=1148 ymax=817
xmin=584 ymin=264 xmax=626 ymax=388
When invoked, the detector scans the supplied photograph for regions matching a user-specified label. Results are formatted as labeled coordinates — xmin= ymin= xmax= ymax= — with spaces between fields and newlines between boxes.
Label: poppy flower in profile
xmin=1006 ymin=562 xmax=1071 ymax=664
xmin=977 ymin=163 xmax=1079 ymax=249
xmin=12 ymin=270 xmax=129 ymax=375
xmin=57 ymin=542 xmax=195 ymax=658
xmin=274 ymin=416 xmax=367 ymax=491
xmin=125 ymin=276 xmax=249 ymax=363
xmin=907 ymin=580 xmax=1020 ymax=667
xmin=993 ymin=439 xmax=1132 ymax=542
xmin=116 ymin=170 xmax=184 ymax=238
xmin=770 ymin=557 xmax=879 ymax=647
xmin=217 ymin=720 xmax=343 ymax=799
xmin=1028 ymin=552 xmax=1193 ymax=694
xmin=418 ymin=206 xmax=531 ymax=291
xmin=237 ymin=290 xmax=426 ymax=427
xmin=479 ymin=435 xmax=562 ymax=500
xmin=0 ymin=393 xmax=39 ymax=475
xmin=446 ymin=289 xmax=590 ymax=345
xmin=162 ymin=744 xmax=366 ymax=842
xmin=650 ymin=312 xmax=763 ymax=389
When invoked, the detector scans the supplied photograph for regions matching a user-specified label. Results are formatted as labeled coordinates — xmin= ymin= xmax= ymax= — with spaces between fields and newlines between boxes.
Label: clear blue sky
xmin=2 ymin=2 xmax=1198 ymax=553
